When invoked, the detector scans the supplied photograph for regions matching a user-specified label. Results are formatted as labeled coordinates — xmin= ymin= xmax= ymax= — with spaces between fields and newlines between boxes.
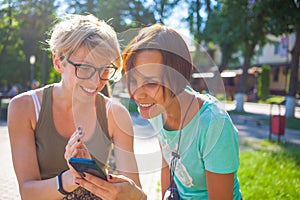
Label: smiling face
xmin=129 ymin=50 xmax=175 ymax=119
xmin=66 ymin=46 xmax=110 ymax=98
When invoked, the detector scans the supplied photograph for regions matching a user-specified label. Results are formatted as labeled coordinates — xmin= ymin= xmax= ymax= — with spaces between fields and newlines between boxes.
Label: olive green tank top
xmin=35 ymin=85 xmax=112 ymax=179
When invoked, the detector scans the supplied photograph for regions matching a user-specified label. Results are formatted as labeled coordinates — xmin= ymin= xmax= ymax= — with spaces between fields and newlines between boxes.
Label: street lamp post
xmin=30 ymin=55 xmax=36 ymax=82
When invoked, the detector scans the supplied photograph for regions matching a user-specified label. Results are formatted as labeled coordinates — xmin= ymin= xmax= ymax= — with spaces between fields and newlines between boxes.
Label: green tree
xmin=263 ymin=0 xmax=300 ymax=118
xmin=0 ymin=0 xmax=58 ymax=87
xmin=150 ymin=0 xmax=180 ymax=24
xmin=64 ymin=0 xmax=156 ymax=32
xmin=202 ymin=0 xmax=274 ymax=111
xmin=15 ymin=0 xmax=57 ymax=85
xmin=203 ymin=2 xmax=240 ymax=72
xmin=203 ymin=0 xmax=300 ymax=116
xmin=62 ymin=0 xmax=99 ymax=15
xmin=0 ymin=0 xmax=26 ymax=86
xmin=230 ymin=0 xmax=272 ymax=111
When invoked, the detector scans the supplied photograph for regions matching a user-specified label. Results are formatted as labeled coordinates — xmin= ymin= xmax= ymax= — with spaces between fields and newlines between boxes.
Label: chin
xmin=140 ymin=110 xmax=160 ymax=119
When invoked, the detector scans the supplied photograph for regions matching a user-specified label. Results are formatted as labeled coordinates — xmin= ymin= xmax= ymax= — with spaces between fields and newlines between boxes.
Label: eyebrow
xmin=131 ymin=69 xmax=160 ymax=80
xmin=68 ymin=58 xmax=114 ymax=68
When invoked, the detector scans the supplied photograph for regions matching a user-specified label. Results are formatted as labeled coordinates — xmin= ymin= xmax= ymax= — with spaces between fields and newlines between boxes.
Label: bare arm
xmin=108 ymin=101 xmax=141 ymax=186
xmin=8 ymin=93 xmax=77 ymax=200
xmin=206 ymin=170 xmax=234 ymax=200
xmin=161 ymin=157 xmax=170 ymax=200
xmin=73 ymin=101 xmax=146 ymax=200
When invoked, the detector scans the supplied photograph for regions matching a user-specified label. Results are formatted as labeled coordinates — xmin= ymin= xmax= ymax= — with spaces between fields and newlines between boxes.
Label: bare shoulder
xmin=104 ymin=97 xmax=133 ymax=138
xmin=9 ymin=91 xmax=34 ymax=111
xmin=9 ymin=87 xmax=41 ymax=108
xmin=104 ymin=96 xmax=130 ymax=118
xmin=8 ymin=87 xmax=46 ymax=126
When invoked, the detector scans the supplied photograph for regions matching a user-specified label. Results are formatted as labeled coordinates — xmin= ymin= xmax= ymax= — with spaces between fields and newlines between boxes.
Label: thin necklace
xmin=169 ymin=94 xmax=196 ymax=197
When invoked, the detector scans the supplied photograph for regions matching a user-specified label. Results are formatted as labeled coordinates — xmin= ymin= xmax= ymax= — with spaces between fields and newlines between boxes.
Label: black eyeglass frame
xmin=67 ymin=58 xmax=118 ymax=80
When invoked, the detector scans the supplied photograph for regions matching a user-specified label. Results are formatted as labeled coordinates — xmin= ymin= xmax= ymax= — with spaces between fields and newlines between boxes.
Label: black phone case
xmin=68 ymin=157 xmax=107 ymax=181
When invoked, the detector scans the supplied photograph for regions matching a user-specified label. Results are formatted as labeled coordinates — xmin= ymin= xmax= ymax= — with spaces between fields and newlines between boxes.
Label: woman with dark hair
xmin=122 ymin=24 xmax=243 ymax=200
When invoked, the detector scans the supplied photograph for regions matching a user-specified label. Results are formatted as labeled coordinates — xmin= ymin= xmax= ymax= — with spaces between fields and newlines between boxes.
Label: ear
xmin=53 ymin=53 xmax=64 ymax=73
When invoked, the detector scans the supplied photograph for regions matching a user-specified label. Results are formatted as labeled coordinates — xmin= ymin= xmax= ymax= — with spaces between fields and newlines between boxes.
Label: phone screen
xmin=69 ymin=157 xmax=107 ymax=181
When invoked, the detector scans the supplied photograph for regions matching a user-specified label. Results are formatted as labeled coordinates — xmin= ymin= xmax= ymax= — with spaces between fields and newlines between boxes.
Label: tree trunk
xmin=205 ymin=0 xmax=211 ymax=15
xmin=219 ymin=48 xmax=229 ymax=72
xmin=159 ymin=0 xmax=166 ymax=24
xmin=236 ymin=43 xmax=255 ymax=111
xmin=285 ymin=28 xmax=300 ymax=118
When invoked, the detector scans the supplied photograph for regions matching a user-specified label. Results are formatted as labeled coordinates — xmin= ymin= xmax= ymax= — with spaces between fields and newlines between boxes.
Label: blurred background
xmin=0 ymin=0 xmax=299 ymax=118
xmin=0 ymin=1 xmax=300 ymax=199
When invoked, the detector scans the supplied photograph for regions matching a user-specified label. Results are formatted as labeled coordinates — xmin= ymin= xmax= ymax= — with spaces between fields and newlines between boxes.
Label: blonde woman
xmin=8 ymin=14 xmax=145 ymax=200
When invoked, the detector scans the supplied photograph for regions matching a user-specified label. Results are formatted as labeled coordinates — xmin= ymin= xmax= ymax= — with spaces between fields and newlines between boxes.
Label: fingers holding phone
xmin=68 ymin=157 xmax=107 ymax=181
xmin=65 ymin=127 xmax=91 ymax=160
xmin=75 ymin=173 xmax=146 ymax=200
xmin=65 ymin=127 xmax=92 ymax=179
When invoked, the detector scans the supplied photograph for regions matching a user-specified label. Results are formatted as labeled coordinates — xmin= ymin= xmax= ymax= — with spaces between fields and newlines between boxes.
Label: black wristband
xmin=56 ymin=170 xmax=72 ymax=195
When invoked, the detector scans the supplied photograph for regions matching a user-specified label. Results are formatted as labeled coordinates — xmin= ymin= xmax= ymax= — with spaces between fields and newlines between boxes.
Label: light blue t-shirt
xmin=149 ymin=92 xmax=242 ymax=199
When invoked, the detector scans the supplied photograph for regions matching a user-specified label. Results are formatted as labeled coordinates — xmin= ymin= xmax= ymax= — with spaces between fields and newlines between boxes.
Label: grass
xmin=238 ymin=140 xmax=300 ymax=199
xmin=285 ymin=117 xmax=300 ymax=130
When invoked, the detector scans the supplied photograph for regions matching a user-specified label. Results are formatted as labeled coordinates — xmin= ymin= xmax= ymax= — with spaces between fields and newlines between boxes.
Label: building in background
xmin=190 ymin=32 xmax=300 ymax=100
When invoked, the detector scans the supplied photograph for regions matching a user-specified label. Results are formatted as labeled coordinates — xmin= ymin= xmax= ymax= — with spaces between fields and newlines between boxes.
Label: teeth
xmin=82 ymin=87 xmax=96 ymax=93
xmin=139 ymin=103 xmax=153 ymax=108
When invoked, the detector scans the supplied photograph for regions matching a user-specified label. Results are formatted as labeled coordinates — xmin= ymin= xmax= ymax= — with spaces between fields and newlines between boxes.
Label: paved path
xmin=0 ymin=123 xmax=21 ymax=200
xmin=225 ymin=102 xmax=300 ymax=146
xmin=0 ymin=120 xmax=162 ymax=200
xmin=1 ymin=102 xmax=299 ymax=199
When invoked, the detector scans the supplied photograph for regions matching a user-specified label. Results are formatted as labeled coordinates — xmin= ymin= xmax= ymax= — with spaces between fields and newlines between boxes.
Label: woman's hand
xmin=75 ymin=173 xmax=147 ymax=200
xmin=65 ymin=127 xmax=91 ymax=160
xmin=64 ymin=127 xmax=91 ymax=177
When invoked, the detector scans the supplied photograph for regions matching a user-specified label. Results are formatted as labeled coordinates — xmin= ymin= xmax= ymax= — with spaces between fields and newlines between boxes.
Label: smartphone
xmin=68 ymin=157 xmax=107 ymax=181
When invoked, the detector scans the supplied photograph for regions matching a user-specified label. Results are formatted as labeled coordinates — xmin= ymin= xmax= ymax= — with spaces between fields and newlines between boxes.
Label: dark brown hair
xmin=122 ymin=24 xmax=193 ymax=97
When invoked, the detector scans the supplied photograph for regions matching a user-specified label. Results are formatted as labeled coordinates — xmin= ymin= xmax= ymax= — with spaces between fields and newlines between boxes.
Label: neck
xmin=163 ymin=91 xmax=196 ymax=130
xmin=53 ymin=82 xmax=74 ymax=111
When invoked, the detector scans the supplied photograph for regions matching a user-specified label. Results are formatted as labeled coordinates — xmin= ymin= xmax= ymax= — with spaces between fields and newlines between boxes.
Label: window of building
xmin=274 ymin=42 xmax=279 ymax=55
xmin=258 ymin=47 xmax=263 ymax=56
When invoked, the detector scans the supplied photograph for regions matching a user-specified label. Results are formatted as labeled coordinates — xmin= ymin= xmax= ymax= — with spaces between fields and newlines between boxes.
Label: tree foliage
xmin=0 ymin=0 xmax=26 ymax=86
xmin=151 ymin=0 xmax=180 ymax=24
xmin=0 ymin=0 xmax=57 ymax=88
xmin=264 ymin=0 xmax=300 ymax=99
xmin=0 ymin=0 xmax=154 ymax=88
xmin=64 ymin=0 xmax=156 ymax=32
xmin=203 ymin=2 xmax=240 ymax=71
xmin=201 ymin=0 xmax=299 ymax=113
xmin=2 ymin=0 xmax=298 ymax=101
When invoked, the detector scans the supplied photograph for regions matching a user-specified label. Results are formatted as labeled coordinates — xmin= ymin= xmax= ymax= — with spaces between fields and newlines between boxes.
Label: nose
xmin=89 ymin=70 xmax=101 ymax=83
xmin=132 ymin=85 xmax=147 ymax=101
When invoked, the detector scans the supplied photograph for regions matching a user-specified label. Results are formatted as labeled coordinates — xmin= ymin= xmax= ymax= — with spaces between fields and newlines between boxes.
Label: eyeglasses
xmin=67 ymin=58 xmax=118 ymax=80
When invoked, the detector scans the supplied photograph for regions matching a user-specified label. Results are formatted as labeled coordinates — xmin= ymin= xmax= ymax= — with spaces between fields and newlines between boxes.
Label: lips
xmin=80 ymin=86 xmax=97 ymax=95
xmin=138 ymin=103 xmax=154 ymax=110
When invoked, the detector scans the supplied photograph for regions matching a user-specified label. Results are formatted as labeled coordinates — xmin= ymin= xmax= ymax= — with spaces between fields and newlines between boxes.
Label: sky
xmin=55 ymin=0 xmax=201 ymax=37
xmin=55 ymin=0 xmax=210 ymax=51
xmin=164 ymin=2 xmax=191 ymax=37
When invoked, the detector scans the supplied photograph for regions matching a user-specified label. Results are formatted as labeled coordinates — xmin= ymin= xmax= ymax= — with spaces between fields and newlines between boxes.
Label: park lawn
xmin=238 ymin=140 xmax=300 ymax=199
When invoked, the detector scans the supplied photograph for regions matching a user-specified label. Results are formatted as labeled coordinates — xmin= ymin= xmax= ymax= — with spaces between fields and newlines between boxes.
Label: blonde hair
xmin=47 ymin=14 xmax=122 ymax=79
